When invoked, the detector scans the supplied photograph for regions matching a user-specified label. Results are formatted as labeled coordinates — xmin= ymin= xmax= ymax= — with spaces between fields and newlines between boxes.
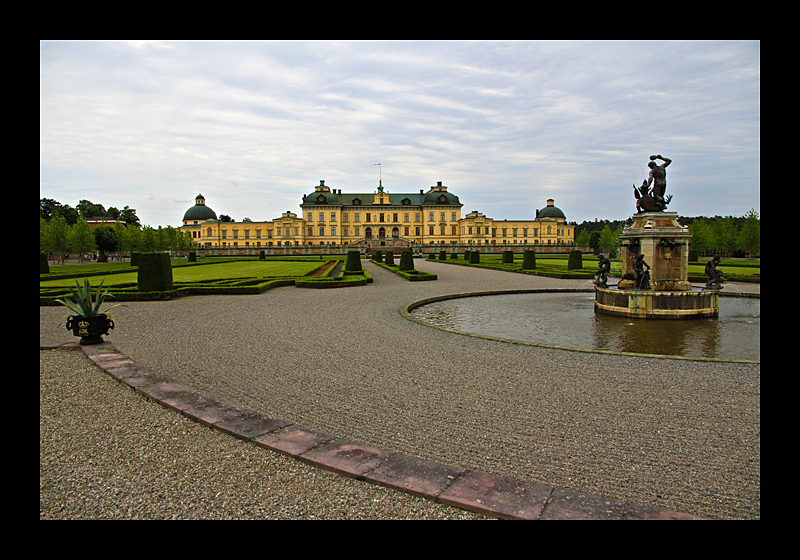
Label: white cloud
xmin=40 ymin=40 xmax=759 ymax=226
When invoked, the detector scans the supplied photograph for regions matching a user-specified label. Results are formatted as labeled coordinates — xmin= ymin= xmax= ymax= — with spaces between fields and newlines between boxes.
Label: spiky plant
xmin=54 ymin=278 xmax=125 ymax=323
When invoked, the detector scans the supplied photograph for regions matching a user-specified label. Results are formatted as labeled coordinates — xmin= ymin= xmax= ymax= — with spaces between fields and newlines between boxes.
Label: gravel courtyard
xmin=40 ymin=259 xmax=760 ymax=519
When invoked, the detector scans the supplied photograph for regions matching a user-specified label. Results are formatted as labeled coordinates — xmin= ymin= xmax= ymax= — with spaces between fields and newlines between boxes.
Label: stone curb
xmin=41 ymin=341 xmax=707 ymax=520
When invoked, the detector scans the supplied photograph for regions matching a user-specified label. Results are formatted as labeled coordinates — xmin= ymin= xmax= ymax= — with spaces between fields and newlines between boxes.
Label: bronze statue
xmin=633 ymin=154 xmax=673 ymax=212
xmin=633 ymin=253 xmax=651 ymax=290
xmin=704 ymin=254 xmax=724 ymax=290
xmin=647 ymin=155 xmax=671 ymax=201
xmin=593 ymin=254 xmax=611 ymax=287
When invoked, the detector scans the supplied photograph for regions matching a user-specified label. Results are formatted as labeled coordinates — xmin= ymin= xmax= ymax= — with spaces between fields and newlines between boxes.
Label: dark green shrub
xmin=469 ymin=251 xmax=480 ymax=264
xmin=439 ymin=250 xmax=447 ymax=261
xmin=373 ymin=250 xmax=383 ymax=262
xmin=385 ymin=251 xmax=394 ymax=265
xmin=450 ymin=251 xmax=458 ymax=260
xmin=188 ymin=251 xmax=197 ymax=262
xmin=137 ymin=252 xmax=173 ymax=292
xmin=464 ymin=250 xmax=471 ymax=260
xmin=345 ymin=250 xmax=362 ymax=272
xmin=131 ymin=252 xmax=140 ymax=266
xmin=689 ymin=249 xmax=699 ymax=262
xmin=399 ymin=250 xmax=415 ymax=271
xmin=568 ymin=250 xmax=583 ymax=270
xmin=502 ymin=250 xmax=513 ymax=264
xmin=259 ymin=250 xmax=265 ymax=260
xmin=522 ymin=250 xmax=536 ymax=270
xmin=40 ymin=253 xmax=49 ymax=274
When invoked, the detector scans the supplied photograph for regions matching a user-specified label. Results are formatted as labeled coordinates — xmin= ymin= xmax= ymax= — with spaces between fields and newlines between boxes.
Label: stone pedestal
xmin=617 ymin=212 xmax=692 ymax=291
xmin=595 ymin=211 xmax=719 ymax=319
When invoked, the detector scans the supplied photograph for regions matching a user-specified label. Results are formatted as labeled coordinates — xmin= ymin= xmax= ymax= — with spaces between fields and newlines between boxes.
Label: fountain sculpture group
xmin=594 ymin=155 xmax=721 ymax=319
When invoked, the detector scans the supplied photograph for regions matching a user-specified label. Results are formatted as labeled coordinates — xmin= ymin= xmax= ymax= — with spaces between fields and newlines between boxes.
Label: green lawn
xmin=40 ymin=260 xmax=323 ymax=288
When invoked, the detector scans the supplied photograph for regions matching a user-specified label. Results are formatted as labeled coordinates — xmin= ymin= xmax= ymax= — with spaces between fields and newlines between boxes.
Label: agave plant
xmin=54 ymin=278 xmax=126 ymax=322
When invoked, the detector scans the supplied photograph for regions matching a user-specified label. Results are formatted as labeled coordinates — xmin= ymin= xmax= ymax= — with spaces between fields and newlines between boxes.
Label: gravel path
xmin=40 ymin=261 xmax=760 ymax=519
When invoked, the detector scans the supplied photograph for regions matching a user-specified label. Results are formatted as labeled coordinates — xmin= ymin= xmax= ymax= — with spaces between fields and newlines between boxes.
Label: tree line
xmin=40 ymin=198 xmax=192 ymax=263
xmin=572 ymin=210 xmax=760 ymax=259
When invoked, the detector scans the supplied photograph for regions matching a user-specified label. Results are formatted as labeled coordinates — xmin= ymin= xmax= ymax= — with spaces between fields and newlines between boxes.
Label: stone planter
xmin=65 ymin=313 xmax=115 ymax=345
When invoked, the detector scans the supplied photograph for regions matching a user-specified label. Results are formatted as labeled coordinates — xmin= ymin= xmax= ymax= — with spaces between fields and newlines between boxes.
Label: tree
xmin=575 ymin=229 xmax=591 ymax=249
xmin=92 ymin=225 xmax=120 ymax=262
xmin=70 ymin=218 xmax=96 ymax=262
xmin=712 ymin=217 xmax=738 ymax=256
xmin=121 ymin=225 xmax=142 ymax=254
xmin=41 ymin=213 xmax=72 ymax=263
xmin=139 ymin=226 xmax=156 ymax=253
xmin=688 ymin=219 xmax=713 ymax=254
xmin=40 ymin=198 xmax=61 ymax=220
xmin=737 ymin=209 xmax=760 ymax=258
xmin=589 ymin=230 xmax=601 ymax=253
xmin=118 ymin=205 xmax=141 ymax=228
xmin=598 ymin=225 xmax=621 ymax=258
xmin=77 ymin=199 xmax=106 ymax=220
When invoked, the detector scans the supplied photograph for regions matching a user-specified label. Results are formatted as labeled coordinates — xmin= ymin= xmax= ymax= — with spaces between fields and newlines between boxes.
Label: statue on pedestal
xmin=593 ymin=254 xmax=611 ymax=287
xmin=633 ymin=155 xmax=673 ymax=212
xmin=704 ymin=254 xmax=724 ymax=290
xmin=633 ymin=253 xmax=651 ymax=290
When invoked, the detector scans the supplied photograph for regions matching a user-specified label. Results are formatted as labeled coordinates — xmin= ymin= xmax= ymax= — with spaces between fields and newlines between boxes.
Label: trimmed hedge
xmin=469 ymin=251 xmax=480 ymax=264
xmin=399 ymin=250 xmax=415 ymax=271
xmin=345 ymin=250 xmax=362 ymax=272
xmin=137 ymin=252 xmax=173 ymax=292
xmin=522 ymin=249 xmax=536 ymax=270
xmin=40 ymin=253 xmax=49 ymax=274
xmin=568 ymin=250 xmax=583 ymax=270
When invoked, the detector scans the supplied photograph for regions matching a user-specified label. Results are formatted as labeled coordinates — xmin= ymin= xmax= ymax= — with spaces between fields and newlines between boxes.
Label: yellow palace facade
xmin=180 ymin=180 xmax=574 ymax=253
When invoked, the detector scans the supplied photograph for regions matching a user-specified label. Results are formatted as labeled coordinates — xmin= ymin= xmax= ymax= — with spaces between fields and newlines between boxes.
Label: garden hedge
xmin=137 ymin=252 xmax=173 ymax=292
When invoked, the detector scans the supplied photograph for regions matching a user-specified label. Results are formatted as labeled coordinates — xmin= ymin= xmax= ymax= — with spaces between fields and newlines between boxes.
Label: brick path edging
xmin=41 ymin=340 xmax=707 ymax=520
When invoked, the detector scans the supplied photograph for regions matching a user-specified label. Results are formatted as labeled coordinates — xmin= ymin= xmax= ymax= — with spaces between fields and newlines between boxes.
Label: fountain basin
xmin=405 ymin=289 xmax=759 ymax=362
xmin=594 ymin=286 xmax=719 ymax=319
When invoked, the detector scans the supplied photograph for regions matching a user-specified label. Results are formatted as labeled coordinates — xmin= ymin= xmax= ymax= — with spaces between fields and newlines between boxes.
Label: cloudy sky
xmin=40 ymin=40 xmax=760 ymax=228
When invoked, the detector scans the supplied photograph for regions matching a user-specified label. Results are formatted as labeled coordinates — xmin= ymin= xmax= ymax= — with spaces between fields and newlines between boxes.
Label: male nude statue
xmin=646 ymin=155 xmax=672 ymax=204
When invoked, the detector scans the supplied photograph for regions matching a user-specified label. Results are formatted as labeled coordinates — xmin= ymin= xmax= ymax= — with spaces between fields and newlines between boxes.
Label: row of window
xmin=462 ymin=225 xmax=566 ymax=237
xmin=206 ymin=237 xmax=569 ymax=248
xmin=306 ymin=211 xmax=459 ymax=224
xmin=192 ymin=224 xmax=568 ymax=240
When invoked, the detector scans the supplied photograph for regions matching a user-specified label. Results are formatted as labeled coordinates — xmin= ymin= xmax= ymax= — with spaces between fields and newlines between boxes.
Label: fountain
xmin=594 ymin=155 xmax=720 ymax=319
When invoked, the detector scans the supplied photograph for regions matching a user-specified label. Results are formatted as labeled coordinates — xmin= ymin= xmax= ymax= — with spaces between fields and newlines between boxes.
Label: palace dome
xmin=183 ymin=194 xmax=217 ymax=222
xmin=537 ymin=199 xmax=566 ymax=220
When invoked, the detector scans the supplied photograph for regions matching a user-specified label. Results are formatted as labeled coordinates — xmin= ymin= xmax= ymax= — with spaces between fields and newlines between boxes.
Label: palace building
xmin=180 ymin=180 xmax=574 ymax=253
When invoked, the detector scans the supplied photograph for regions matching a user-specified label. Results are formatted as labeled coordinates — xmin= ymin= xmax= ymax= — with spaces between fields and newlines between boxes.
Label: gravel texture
xmin=40 ymin=347 xmax=485 ymax=519
xmin=40 ymin=260 xmax=760 ymax=519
